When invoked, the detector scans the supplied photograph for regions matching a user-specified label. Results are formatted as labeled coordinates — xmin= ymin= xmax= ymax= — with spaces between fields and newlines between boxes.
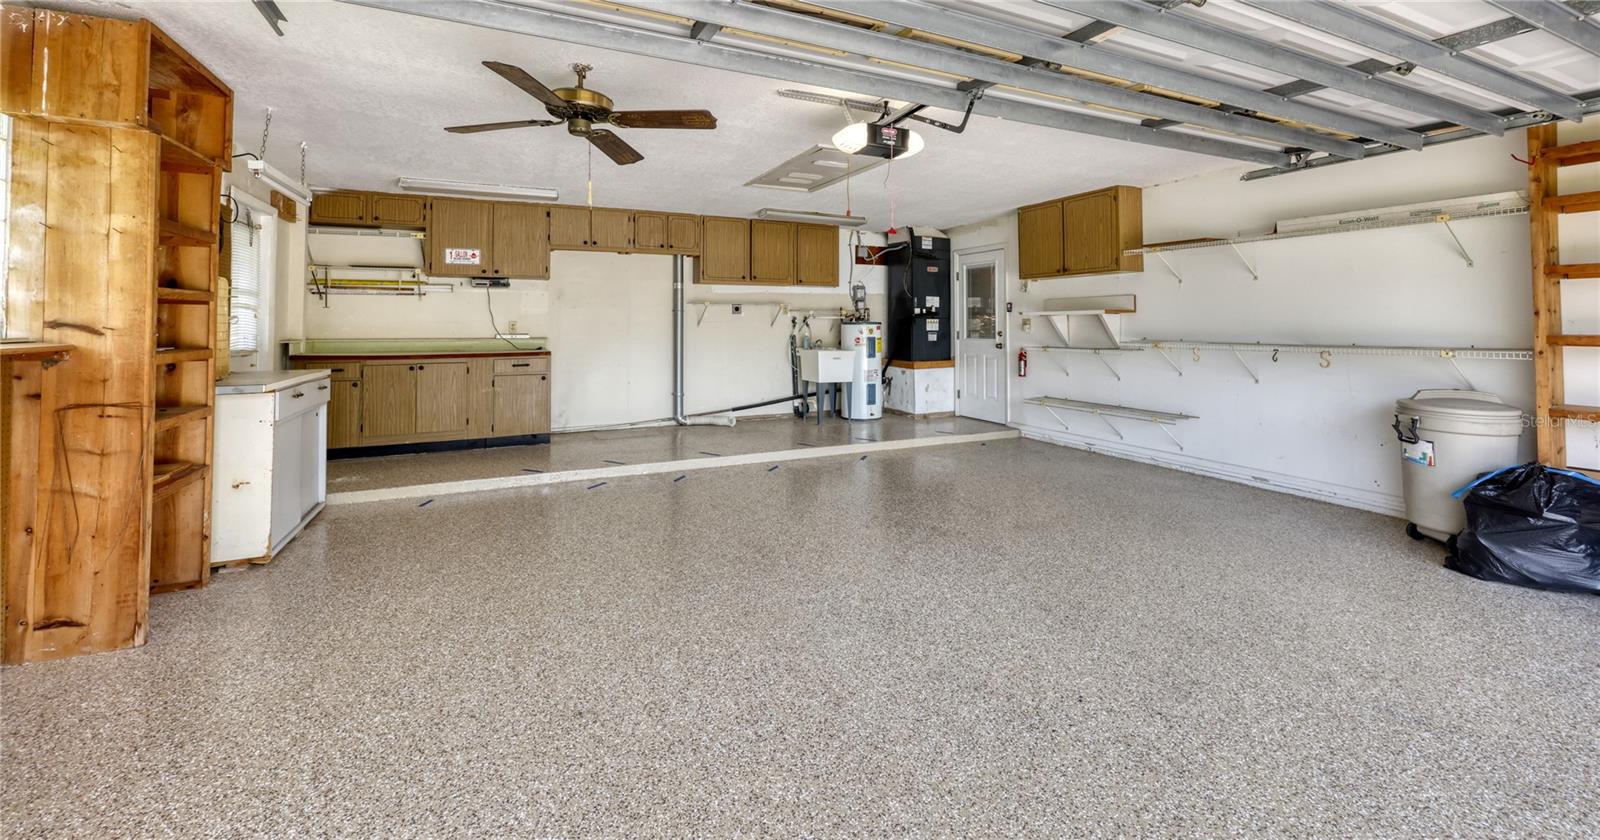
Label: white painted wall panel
xmin=950 ymin=131 xmax=1589 ymax=515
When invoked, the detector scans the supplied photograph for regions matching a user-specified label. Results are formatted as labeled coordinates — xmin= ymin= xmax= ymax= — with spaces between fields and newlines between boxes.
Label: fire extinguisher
xmin=1017 ymin=349 xmax=1028 ymax=378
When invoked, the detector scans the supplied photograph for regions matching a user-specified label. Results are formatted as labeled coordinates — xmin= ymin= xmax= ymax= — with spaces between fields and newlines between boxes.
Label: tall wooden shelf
xmin=1527 ymin=124 xmax=1600 ymax=478
xmin=2 ymin=6 xmax=231 ymax=661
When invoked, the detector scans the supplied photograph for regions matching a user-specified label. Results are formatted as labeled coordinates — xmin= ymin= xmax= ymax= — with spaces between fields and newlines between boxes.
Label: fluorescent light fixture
xmin=247 ymin=158 xmax=311 ymax=204
xmin=831 ymin=122 xmax=924 ymax=160
xmin=755 ymin=208 xmax=868 ymax=227
xmin=396 ymin=177 xmax=558 ymax=201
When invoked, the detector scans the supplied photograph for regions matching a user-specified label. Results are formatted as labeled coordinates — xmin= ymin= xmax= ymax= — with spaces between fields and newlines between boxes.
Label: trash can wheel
xmin=1405 ymin=522 xmax=1425 ymax=541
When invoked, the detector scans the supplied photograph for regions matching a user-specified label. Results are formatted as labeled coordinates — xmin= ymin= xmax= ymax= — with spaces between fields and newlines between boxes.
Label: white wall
xmin=294 ymin=228 xmax=886 ymax=431
xmin=224 ymin=168 xmax=308 ymax=368
xmin=948 ymin=129 xmax=1597 ymax=516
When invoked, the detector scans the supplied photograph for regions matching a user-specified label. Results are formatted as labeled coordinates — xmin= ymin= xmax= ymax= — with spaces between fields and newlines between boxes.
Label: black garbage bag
xmin=1447 ymin=463 xmax=1600 ymax=594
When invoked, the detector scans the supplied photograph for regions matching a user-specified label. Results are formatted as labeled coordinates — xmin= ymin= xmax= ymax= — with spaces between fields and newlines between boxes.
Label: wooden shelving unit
xmin=1527 ymin=125 xmax=1600 ymax=479
xmin=1 ymin=5 xmax=232 ymax=661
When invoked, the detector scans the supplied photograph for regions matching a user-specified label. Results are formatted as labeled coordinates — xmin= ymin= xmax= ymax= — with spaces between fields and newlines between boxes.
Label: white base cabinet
xmin=212 ymin=371 xmax=330 ymax=564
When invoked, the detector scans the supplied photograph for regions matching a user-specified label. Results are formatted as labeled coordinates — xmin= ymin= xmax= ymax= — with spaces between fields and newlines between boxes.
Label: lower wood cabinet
xmin=293 ymin=353 xmax=551 ymax=450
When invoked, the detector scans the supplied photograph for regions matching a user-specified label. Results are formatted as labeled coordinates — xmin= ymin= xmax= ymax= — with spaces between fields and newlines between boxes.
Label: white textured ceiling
xmin=54 ymin=0 xmax=1234 ymax=230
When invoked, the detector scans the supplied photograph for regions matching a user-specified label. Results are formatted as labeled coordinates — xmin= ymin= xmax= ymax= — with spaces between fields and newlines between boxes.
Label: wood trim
xmin=889 ymin=359 xmax=955 ymax=369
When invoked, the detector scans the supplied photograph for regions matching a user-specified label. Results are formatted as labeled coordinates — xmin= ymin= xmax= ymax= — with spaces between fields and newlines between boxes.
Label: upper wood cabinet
xmin=492 ymin=202 xmax=550 ymax=279
xmin=591 ymin=208 xmax=633 ymax=250
xmin=635 ymin=212 xmax=701 ymax=253
xmin=751 ymin=221 xmax=797 ymax=284
xmin=1018 ymin=185 xmax=1143 ymax=279
xmin=1018 ymin=199 xmax=1066 ymax=279
xmin=795 ymin=224 xmax=839 ymax=287
xmin=309 ymin=192 xmax=369 ymax=226
xmin=309 ymin=191 xmax=427 ymax=229
xmin=370 ymin=194 xmax=427 ymax=228
xmin=699 ymin=217 xmax=751 ymax=283
xmin=549 ymin=206 xmax=592 ymax=248
xmin=669 ymin=215 xmax=700 ymax=251
xmin=1 ymin=8 xmax=233 ymax=168
xmin=425 ymin=198 xmax=495 ymax=278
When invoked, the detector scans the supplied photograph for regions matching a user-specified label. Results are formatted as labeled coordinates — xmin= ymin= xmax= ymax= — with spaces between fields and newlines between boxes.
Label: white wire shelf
xmin=1126 ymin=205 xmax=1529 ymax=256
xmin=1025 ymin=395 xmax=1196 ymax=450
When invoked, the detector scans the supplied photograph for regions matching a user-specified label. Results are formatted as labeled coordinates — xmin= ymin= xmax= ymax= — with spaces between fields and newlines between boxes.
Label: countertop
xmin=285 ymin=338 xmax=547 ymax=358
xmin=216 ymin=369 xmax=331 ymax=395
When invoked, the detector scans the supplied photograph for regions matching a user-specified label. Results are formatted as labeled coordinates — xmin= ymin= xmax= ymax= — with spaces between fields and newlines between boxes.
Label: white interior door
xmin=955 ymin=250 xmax=1007 ymax=424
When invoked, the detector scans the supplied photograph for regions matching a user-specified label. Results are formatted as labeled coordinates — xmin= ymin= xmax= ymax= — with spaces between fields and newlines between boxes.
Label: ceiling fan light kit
xmin=444 ymin=61 xmax=718 ymax=165
xmin=832 ymin=122 xmax=924 ymax=160
xmin=396 ymin=177 xmax=559 ymax=201
xmin=755 ymin=208 xmax=868 ymax=227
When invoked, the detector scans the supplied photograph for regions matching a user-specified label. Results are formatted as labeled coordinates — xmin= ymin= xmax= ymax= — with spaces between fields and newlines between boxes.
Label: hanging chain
xmin=258 ymin=107 xmax=272 ymax=160
xmin=299 ymin=141 xmax=308 ymax=187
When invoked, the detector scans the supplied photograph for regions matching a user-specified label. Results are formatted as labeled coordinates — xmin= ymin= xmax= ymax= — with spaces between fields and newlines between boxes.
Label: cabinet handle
xmin=540 ymin=375 xmax=546 ymax=380
xmin=353 ymin=382 xmax=360 ymax=389
xmin=418 ymin=365 xmax=426 ymax=370
xmin=291 ymin=391 xmax=304 ymax=399
xmin=511 ymin=362 xmax=530 ymax=368
xmin=408 ymin=365 xmax=415 ymax=371
xmin=317 ymin=384 xmax=329 ymax=391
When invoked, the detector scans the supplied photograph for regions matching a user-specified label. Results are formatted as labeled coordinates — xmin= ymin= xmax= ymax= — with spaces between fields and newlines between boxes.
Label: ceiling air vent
xmin=745 ymin=144 xmax=888 ymax=193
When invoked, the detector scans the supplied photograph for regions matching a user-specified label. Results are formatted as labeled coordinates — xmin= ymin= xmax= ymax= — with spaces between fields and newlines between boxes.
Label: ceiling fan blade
xmin=482 ymin=61 xmax=569 ymax=111
xmin=444 ymin=119 xmax=561 ymax=134
xmin=609 ymin=110 xmax=718 ymax=129
xmin=587 ymin=129 xmax=643 ymax=165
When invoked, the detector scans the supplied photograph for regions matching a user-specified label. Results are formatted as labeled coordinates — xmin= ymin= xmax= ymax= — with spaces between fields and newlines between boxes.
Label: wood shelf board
xmin=154 ymin=347 xmax=212 ymax=363
xmin=154 ymin=404 xmax=211 ymax=432
xmin=0 ymin=342 xmax=73 ymax=361
xmin=156 ymin=287 xmax=212 ymax=304
xmin=147 ymin=22 xmax=232 ymax=99
xmin=1545 ymin=139 xmax=1600 ymax=167
xmin=158 ymin=134 xmax=215 ymax=174
xmin=1548 ymin=335 xmax=1600 ymax=347
xmin=1544 ymin=190 xmax=1600 ymax=215
xmin=1548 ymin=263 xmax=1600 ymax=279
xmin=158 ymin=219 xmax=217 ymax=247
xmin=1549 ymin=404 xmax=1600 ymax=422
xmin=151 ymin=462 xmax=207 ymax=498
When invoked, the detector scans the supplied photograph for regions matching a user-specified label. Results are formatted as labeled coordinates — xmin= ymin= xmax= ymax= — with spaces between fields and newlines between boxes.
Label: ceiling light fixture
xmin=755 ymin=208 xmax=868 ymax=227
xmin=247 ymin=158 xmax=311 ymax=205
xmin=831 ymin=122 xmax=924 ymax=160
xmin=396 ymin=177 xmax=559 ymax=201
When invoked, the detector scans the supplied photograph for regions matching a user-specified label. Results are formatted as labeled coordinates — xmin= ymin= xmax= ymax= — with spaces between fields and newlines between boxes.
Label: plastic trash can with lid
xmin=1392 ymin=389 xmax=1524 ymax=542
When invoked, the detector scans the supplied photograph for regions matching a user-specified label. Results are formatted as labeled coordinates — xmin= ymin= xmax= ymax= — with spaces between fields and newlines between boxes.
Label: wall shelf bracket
xmin=1232 ymin=349 xmax=1261 ymax=384
xmin=1094 ymin=351 xmax=1122 ymax=381
xmin=1154 ymin=251 xmax=1184 ymax=284
xmin=1229 ymin=243 xmax=1259 ymax=281
xmin=1440 ymin=217 xmax=1474 ymax=267
xmin=1151 ymin=343 xmax=1183 ymax=376
xmin=1442 ymin=350 xmax=1476 ymax=390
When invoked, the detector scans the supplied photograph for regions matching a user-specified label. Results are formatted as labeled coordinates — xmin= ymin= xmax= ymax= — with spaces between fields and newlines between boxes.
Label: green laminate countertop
xmin=285 ymin=338 xmax=547 ymax=358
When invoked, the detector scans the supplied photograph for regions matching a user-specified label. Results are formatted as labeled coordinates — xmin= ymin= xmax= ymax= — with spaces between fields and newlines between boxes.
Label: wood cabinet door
xmin=750 ymin=220 xmax=796 ymax=283
xmin=795 ymin=224 xmax=839 ymax=287
xmin=360 ymin=364 xmax=417 ymax=438
xmin=699 ymin=216 xmax=750 ymax=283
xmin=426 ymin=198 xmax=494 ymax=277
xmin=634 ymin=212 xmax=669 ymax=249
xmin=492 ymin=202 xmax=550 ymax=278
xmin=415 ymin=362 xmax=471 ymax=434
xmin=590 ymin=208 xmax=634 ymax=250
xmin=668 ymin=214 xmax=700 ymax=252
xmin=1064 ymin=191 xmax=1119 ymax=274
xmin=492 ymin=373 xmax=549 ymax=436
xmin=328 ymin=378 xmax=362 ymax=448
xmin=1018 ymin=200 xmax=1064 ymax=279
xmin=369 ymin=194 xmax=426 ymax=228
xmin=548 ymin=206 xmax=591 ymax=248
xmin=310 ymin=192 xmax=368 ymax=226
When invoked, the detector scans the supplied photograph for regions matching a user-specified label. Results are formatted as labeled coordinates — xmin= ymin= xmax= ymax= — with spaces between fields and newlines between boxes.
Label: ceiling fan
xmin=444 ymin=61 xmax=717 ymax=165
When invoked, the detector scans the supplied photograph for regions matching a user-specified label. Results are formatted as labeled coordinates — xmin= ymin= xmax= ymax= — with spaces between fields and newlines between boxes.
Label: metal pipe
xmin=672 ymin=254 xmax=736 ymax=427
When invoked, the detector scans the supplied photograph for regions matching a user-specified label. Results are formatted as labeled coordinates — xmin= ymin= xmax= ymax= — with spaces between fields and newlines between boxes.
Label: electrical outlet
xmin=508 ymin=320 xmax=518 ymax=333
xmin=1022 ymin=318 xmax=1032 ymax=332
xmin=732 ymin=304 xmax=743 ymax=315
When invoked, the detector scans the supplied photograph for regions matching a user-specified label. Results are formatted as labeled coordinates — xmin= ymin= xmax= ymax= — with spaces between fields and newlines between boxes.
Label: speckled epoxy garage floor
xmin=5 ymin=439 xmax=1599 ymax=837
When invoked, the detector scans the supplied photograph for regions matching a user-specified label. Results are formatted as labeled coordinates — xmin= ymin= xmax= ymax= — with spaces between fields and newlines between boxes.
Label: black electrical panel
xmin=886 ymin=229 xmax=951 ymax=363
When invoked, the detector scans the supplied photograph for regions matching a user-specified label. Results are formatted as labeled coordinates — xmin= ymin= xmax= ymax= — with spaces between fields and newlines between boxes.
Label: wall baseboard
xmin=1014 ymin=423 xmax=1407 ymax=518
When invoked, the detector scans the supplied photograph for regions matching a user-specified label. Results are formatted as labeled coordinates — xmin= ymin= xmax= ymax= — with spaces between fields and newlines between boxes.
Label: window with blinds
xmin=229 ymin=209 xmax=262 ymax=355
